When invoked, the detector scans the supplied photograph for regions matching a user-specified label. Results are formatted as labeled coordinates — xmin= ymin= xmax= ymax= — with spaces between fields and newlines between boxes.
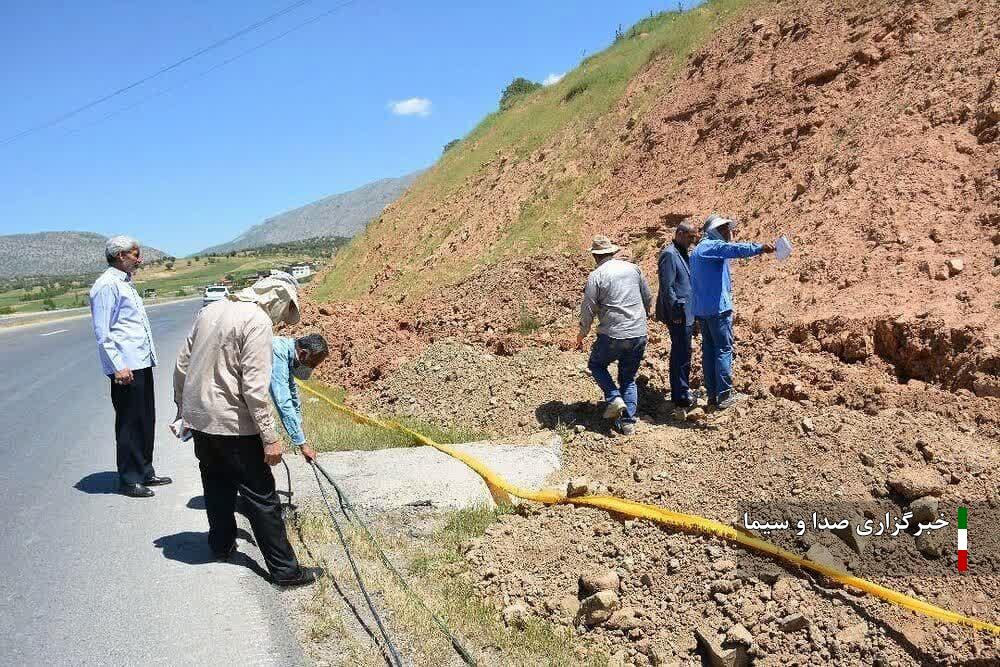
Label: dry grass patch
xmin=298 ymin=379 xmax=489 ymax=453
xmin=290 ymin=505 xmax=603 ymax=666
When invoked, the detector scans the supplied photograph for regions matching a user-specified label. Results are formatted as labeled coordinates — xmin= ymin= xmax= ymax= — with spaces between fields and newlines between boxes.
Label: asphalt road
xmin=0 ymin=299 xmax=305 ymax=666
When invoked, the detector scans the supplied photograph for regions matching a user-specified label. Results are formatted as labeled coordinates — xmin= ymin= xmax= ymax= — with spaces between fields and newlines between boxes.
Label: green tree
xmin=499 ymin=77 xmax=542 ymax=110
xmin=442 ymin=139 xmax=461 ymax=154
xmin=165 ymin=261 xmax=175 ymax=271
xmin=42 ymin=298 xmax=57 ymax=311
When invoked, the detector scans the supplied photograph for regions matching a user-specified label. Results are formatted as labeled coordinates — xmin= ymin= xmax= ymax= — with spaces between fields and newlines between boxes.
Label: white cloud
xmin=542 ymin=72 xmax=565 ymax=86
xmin=388 ymin=97 xmax=432 ymax=117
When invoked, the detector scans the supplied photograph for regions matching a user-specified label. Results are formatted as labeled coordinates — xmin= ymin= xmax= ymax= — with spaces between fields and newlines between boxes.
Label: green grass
xmin=0 ymin=253 xmax=316 ymax=314
xmin=293 ymin=504 xmax=603 ymax=667
xmin=299 ymin=379 xmax=489 ymax=452
xmin=316 ymin=0 xmax=753 ymax=302
xmin=514 ymin=306 xmax=543 ymax=334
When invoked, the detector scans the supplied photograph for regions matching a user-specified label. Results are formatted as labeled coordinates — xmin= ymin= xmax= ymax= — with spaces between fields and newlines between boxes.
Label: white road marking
xmin=40 ymin=329 xmax=68 ymax=336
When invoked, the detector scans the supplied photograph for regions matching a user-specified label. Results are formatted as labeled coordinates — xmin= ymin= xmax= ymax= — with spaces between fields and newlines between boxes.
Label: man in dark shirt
xmin=656 ymin=222 xmax=697 ymax=407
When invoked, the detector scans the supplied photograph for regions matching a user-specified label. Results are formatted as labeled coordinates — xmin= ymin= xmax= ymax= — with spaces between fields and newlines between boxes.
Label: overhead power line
xmin=2 ymin=0 xmax=317 ymax=146
xmin=62 ymin=1 xmax=359 ymax=138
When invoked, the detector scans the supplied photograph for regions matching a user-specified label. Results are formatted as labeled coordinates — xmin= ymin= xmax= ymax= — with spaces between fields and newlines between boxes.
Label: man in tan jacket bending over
xmin=174 ymin=272 xmax=319 ymax=586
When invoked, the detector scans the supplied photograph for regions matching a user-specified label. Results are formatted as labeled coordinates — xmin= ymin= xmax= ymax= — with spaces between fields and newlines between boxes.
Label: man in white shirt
xmin=90 ymin=236 xmax=170 ymax=498
xmin=576 ymin=235 xmax=653 ymax=436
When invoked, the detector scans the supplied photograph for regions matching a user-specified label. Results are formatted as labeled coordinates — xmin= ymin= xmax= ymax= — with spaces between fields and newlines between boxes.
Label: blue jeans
xmin=698 ymin=311 xmax=734 ymax=404
xmin=667 ymin=322 xmax=693 ymax=405
xmin=588 ymin=334 xmax=647 ymax=424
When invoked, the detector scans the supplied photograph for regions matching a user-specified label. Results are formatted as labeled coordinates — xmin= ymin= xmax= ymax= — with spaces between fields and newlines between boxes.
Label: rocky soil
xmin=290 ymin=0 xmax=1000 ymax=402
xmin=287 ymin=0 xmax=1000 ymax=663
xmin=327 ymin=339 xmax=1000 ymax=665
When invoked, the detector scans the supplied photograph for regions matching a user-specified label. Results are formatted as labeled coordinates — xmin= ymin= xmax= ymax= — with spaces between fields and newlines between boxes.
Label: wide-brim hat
xmin=590 ymin=234 xmax=620 ymax=255
xmin=231 ymin=271 xmax=301 ymax=325
xmin=703 ymin=214 xmax=736 ymax=234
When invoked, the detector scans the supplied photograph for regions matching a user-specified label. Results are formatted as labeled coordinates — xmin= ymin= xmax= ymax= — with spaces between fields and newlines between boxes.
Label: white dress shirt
xmin=89 ymin=267 xmax=157 ymax=375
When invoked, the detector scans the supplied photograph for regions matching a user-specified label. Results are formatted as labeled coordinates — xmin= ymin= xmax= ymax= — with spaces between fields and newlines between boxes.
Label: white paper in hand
xmin=775 ymin=235 xmax=793 ymax=261
xmin=170 ymin=418 xmax=193 ymax=442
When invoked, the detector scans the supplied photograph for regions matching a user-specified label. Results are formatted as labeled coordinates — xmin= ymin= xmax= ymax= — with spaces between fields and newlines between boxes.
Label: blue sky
xmin=1 ymin=1 xmax=696 ymax=256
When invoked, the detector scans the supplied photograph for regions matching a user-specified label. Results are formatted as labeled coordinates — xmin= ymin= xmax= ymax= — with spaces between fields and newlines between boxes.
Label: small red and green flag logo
xmin=957 ymin=506 xmax=968 ymax=572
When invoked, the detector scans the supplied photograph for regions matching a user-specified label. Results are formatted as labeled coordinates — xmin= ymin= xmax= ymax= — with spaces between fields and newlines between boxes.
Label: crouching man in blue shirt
xmin=689 ymin=215 xmax=774 ymax=410
xmin=270 ymin=333 xmax=330 ymax=462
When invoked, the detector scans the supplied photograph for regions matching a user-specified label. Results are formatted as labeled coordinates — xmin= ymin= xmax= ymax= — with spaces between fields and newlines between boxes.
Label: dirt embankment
xmin=293 ymin=0 xmax=1000 ymax=407
xmin=287 ymin=1 xmax=1000 ymax=664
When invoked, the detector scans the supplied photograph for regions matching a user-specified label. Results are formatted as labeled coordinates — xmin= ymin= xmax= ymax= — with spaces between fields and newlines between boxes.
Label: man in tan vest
xmin=174 ymin=272 xmax=319 ymax=586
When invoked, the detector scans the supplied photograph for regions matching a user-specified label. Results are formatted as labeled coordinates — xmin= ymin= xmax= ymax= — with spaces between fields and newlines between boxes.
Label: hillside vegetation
xmin=316 ymin=0 xmax=751 ymax=301
xmin=290 ymin=2 xmax=1000 ymax=664
xmin=308 ymin=0 xmax=999 ymax=399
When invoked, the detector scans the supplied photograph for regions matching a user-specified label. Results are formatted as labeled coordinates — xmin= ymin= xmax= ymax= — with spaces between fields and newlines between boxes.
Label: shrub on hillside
xmin=442 ymin=139 xmax=461 ymax=154
xmin=0 ymin=305 xmax=14 ymax=315
xmin=563 ymin=81 xmax=589 ymax=103
xmin=499 ymin=77 xmax=542 ymax=110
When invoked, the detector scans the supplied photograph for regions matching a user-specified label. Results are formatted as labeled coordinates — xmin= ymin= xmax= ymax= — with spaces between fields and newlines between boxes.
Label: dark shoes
xmin=119 ymin=475 xmax=171 ymax=497
xmin=273 ymin=566 xmax=323 ymax=588
xmin=213 ymin=542 xmax=237 ymax=562
xmin=120 ymin=482 xmax=154 ymax=498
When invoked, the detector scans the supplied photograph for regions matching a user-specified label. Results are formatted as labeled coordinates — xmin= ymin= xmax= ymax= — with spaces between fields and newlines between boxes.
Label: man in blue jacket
xmin=690 ymin=215 xmax=774 ymax=410
xmin=270 ymin=333 xmax=329 ymax=462
xmin=656 ymin=222 xmax=698 ymax=407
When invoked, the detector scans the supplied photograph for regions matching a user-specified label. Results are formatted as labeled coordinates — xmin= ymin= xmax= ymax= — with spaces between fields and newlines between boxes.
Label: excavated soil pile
xmin=343 ymin=340 xmax=1000 ymax=665
xmin=295 ymin=0 xmax=1000 ymax=406
xmin=289 ymin=0 xmax=1000 ymax=663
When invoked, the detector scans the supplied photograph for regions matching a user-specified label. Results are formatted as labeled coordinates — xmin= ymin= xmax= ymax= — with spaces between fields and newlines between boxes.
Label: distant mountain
xmin=0 ymin=231 xmax=168 ymax=279
xmin=199 ymin=171 xmax=422 ymax=255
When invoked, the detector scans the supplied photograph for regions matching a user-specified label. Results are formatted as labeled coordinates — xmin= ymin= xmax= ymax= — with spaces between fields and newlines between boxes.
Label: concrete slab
xmin=282 ymin=434 xmax=563 ymax=513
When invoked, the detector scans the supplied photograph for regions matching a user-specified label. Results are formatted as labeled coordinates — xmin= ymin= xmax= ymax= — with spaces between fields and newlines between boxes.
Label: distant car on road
xmin=202 ymin=285 xmax=229 ymax=307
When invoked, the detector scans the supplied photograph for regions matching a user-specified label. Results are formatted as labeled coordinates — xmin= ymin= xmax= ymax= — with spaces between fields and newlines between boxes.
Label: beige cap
xmin=590 ymin=235 xmax=620 ymax=255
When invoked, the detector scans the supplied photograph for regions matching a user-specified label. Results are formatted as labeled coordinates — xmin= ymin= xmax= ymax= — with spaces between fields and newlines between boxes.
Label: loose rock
xmin=909 ymin=496 xmax=939 ymax=525
xmin=501 ymin=602 xmax=529 ymax=629
xmin=567 ymin=478 xmax=592 ymax=498
xmin=579 ymin=570 xmax=621 ymax=597
xmin=578 ymin=590 xmax=621 ymax=627
xmin=888 ymin=467 xmax=946 ymax=499
xmin=780 ymin=613 xmax=809 ymax=633
xmin=695 ymin=626 xmax=750 ymax=667
xmin=805 ymin=543 xmax=846 ymax=573
xmin=725 ymin=623 xmax=753 ymax=647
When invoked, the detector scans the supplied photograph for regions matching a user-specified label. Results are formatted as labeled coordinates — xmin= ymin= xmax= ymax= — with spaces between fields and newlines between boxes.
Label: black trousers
xmin=192 ymin=431 xmax=300 ymax=581
xmin=109 ymin=367 xmax=156 ymax=485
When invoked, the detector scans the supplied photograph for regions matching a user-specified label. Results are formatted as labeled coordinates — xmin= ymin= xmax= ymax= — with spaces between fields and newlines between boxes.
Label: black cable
xmin=59 ymin=0 xmax=360 ymax=140
xmin=310 ymin=461 xmax=404 ymax=667
xmin=279 ymin=458 xmax=295 ymax=519
xmin=311 ymin=459 xmax=478 ymax=666
xmin=2 ymin=0 xmax=317 ymax=146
